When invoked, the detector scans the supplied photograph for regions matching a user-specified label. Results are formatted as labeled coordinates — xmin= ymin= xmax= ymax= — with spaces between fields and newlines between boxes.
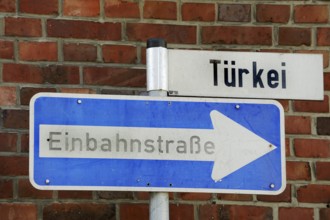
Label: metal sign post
xmin=147 ymin=38 xmax=169 ymax=220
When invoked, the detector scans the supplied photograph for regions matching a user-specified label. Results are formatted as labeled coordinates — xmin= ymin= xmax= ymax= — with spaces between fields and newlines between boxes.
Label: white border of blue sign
xmin=30 ymin=93 xmax=286 ymax=195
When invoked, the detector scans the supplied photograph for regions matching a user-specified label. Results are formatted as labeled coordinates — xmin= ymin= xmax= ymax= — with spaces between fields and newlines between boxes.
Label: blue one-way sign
xmin=29 ymin=93 xmax=285 ymax=195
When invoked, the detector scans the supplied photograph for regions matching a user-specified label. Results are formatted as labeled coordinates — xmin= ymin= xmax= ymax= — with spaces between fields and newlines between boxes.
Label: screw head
xmin=269 ymin=183 xmax=275 ymax=189
xmin=235 ymin=104 xmax=240 ymax=109
xmin=77 ymin=99 xmax=82 ymax=104
xmin=45 ymin=179 xmax=50 ymax=185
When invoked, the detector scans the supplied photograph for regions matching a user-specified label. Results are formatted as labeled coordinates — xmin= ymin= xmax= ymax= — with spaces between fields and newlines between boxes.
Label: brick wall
xmin=0 ymin=0 xmax=329 ymax=219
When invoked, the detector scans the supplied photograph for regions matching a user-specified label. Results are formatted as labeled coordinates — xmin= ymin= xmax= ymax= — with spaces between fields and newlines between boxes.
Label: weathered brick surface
xmin=127 ymin=23 xmax=196 ymax=44
xmin=294 ymin=139 xmax=330 ymax=158
xmin=64 ymin=43 xmax=97 ymax=62
xmin=286 ymin=161 xmax=311 ymax=180
xmin=316 ymin=162 xmax=330 ymax=180
xmin=5 ymin=17 xmax=42 ymax=37
xmin=294 ymin=5 xmax=329 ymax=23
xmin=256 ymin=4 xmax=290 ymax=23
xmin=20 ymin=0 xmax=58 ymax=15
xmin=102 ymin=45 xmax=137 ymax=64
xmin=19 ymin=41 xmax=58 ymax=61
xmin=182 ymin=3 xmax=215 ymax=22
xmin=143 ymin=1 xmax=177 ymax=20
xmin=297 ymin=185 xmax=330 ymax=203
xmin=202 ymin=26 xmax=272 ymax=45
xmin=104 ymin=0 xmax=140 ymax=18
xmin=218 ymin=4 xmax=251 ymax=22
xmin=0 ymin=40 xmax=14 ymax=59
xmin=0 ymin=132 xmax=17 ymax=152
xmin=279 ymin=207 xmax=314 ymax=220
xmin=285 ymin=116 xmax=311 ymax=134
xmin=43 ymin=203 xmax=115 ymax=220
xmin=0 ymin=203 xmax=37 ymax=220
xmin=0 ymin=0 xmax=15 ymax=12
xmin=278 ymin=27 xmax=311 ymax=46
xmin=83 ymin=67 xmax=146 ymax=87
xmin=3 ymin=63 xmax=80 ymax=84
xmin=199 ymin=204 xmax=273 ymax=219
xmin=47 ymin=19 xmax=121 ymax=41
xmin=0 ymin=86 xmax=16 ymax=106
xmin=317 ymin=117 xmax=330 ymax=135
xmin=0 ymin=0 xmax=329 ymax=219
xmin=63 ymin=0 xmax=99 ymax=17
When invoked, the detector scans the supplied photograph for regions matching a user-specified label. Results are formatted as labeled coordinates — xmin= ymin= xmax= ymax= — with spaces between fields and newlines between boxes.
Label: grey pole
xmin=146 ymin=38 xmax=169 ymax=220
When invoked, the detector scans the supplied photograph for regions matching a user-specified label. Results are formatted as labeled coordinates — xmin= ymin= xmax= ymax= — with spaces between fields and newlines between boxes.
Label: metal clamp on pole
xmin=147 ymin=38 xmax=169 ymax=220
xmin=147 ymin=38 xmax=168 ymax=97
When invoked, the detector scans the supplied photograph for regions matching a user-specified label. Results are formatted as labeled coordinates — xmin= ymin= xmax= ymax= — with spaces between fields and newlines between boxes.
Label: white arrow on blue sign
xmin=29 ymin=93 xmax=286 ymax=195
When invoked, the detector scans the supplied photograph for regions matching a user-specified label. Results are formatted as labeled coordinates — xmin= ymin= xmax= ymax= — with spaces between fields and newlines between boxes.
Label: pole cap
xmin=147 ymin=38 xmax=167 ymax=48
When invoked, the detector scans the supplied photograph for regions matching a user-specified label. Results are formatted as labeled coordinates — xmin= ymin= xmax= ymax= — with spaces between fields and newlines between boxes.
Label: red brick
xmin=135 ymin=191 xmax=149 ymax=200
xmin=256 ymin=4 xmax=290 ymax=23
xmin=199 ymin=204 xmax=272 ymax=219
xmin=63 ymin=0 xmax=99 ymax=17
xmin=2 ymin=109 xmax=29 ymax=129
xmin=324 ymin=73 xmax=330 ymax=90
xmin=297 ymin=184 xmax=330 ymax=203
xmin=21 ymin=133 xmax=29 ymax=153
xmin=179 ymin=192 xmax=212 ymax=201
xmin=285 ymin=116 xmax=311 ymax=134
xmin=218 ymin=4 xmax=251 ymax=22
xmin=285 ymin=138 xmax=290 ymax=157
xmin=0 ymin=203 xmax=37 ymax=220
xmin=316 ymin=162 xmax=330 ymax=180
xmin=294 ymin=5 xmax=328 ymax=23
xmin=257 ymin=184 xmax=291 ymax=202
xmin=140 ymin=47 xmax=146 ymax=65
xmin=20 ymin=0 xmax=58 ymax=15
xmin=83 ymin=67 xmax=146 ymax=87
xmin=295 ymin=50 xmax=329 ymax=68
xmin=0 ymin=40 xmax=14 ymax=59
xmin=0 ymin=86 xmax=16 ymax=106
xmin=279 ymin=27 xmax=311 ymax=46
xmin=120 ymin=204 xmax=148 ymax=220
xmin=97 ymin=191 xmax=133 ymax=200
xmin=104 ymin=0 xmax=139 ymax=18
xmin=0 ymin=132 xmax=17 ymax=152
xmin=320 ymin=208 xmax=330 ymax=220
xmin=202 ymin=26 xmax=272 ymax=45
xmin=20 ymin=87 xmax=57 ymax=105
xmin=294 ymin=138 xmax=330 ymax=158
xmin=279 ymin=207 xmax=313 ymax=220
xmin=0 ymin=179 xmax=13 ymax=198
xmin=0 ymin=156 xmax=28 ymax=176
xmin=318 ymin=28 xmax=330 ymax=46
xmin=144 ymin=1 xmax=177 ymax=20
xmin=317 ymin=117 xmax=330 ymax=135
xmin=44 ymin=203 xmax=115 ymax=220
xmin=294 ymin=95 xmax=329 ymax=113
xmin=5 ymin=17 xmax=41 ymax=37
xmin=127 ymin=23 xmax=196 ymax=44
xmin=102 ymin=45 xmax=137 ymax=64
xmin=18 ymin=179 xmax=53 ymax=199
xmin=182 ymin=3 xmax=215 ymax=22
xmin=170 ymin=204 xmax=194 ymax=220
xmin=286 ymin=161 xmax=311 ymax=180
xmin=58 ymin=191 xmax=93 ymax=199
xmin=64 ymin=43 xmax=97 ymax=62
xmin=47 ymin=19 xmax=121 ymax=41
xmin=19 ymin=41 xmax=57 ymax=61
xmin=218 ymin=194 xmax=253 ymax=201
xmin=0 ymin=0 xmax=15 ymax=12
xmin=3 ymin=63 xmax=80 ymax=84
